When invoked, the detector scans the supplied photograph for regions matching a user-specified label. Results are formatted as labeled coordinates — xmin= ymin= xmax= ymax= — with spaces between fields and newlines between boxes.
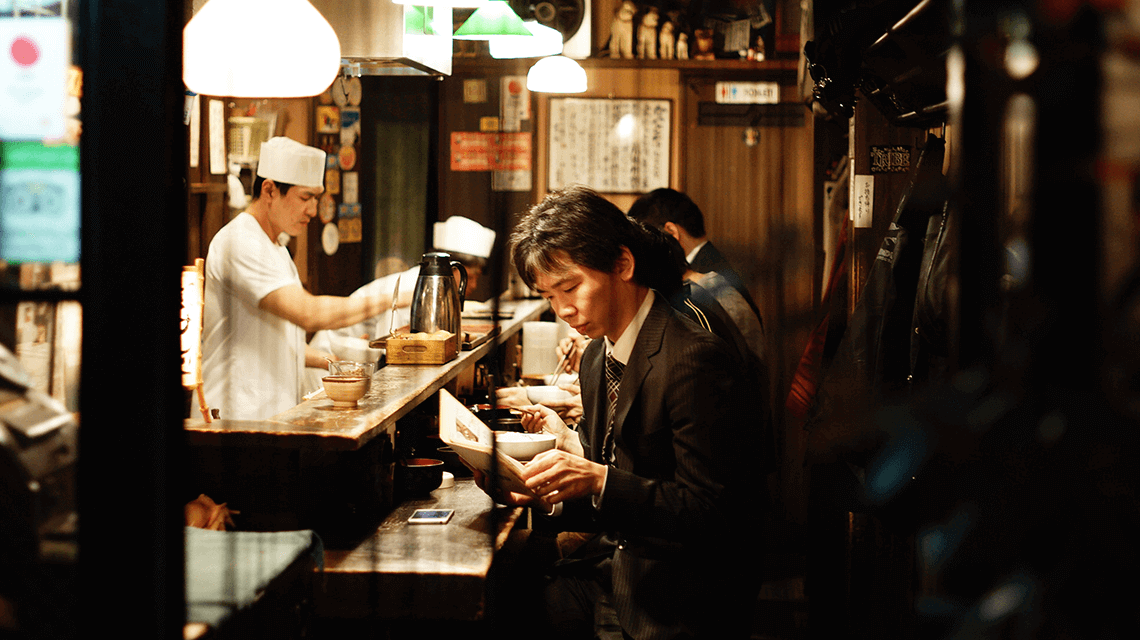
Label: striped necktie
xmin=602 ymin=353 xmax=624 ymax=465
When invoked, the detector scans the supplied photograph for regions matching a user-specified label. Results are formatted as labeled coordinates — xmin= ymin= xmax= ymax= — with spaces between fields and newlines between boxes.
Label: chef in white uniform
xmin=303 ymin=216 xmax=497 ymax=393
xmin=201 ymin=137 xmax=399 ymax=420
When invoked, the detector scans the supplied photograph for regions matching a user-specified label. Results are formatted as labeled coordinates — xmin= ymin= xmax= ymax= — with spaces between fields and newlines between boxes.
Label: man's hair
xmin=509 ymin=185 xmax=646 ymax=289
xmin=252 ymin=175 xmax=294 ymax=199
xmin=631 ymin=222 xmax=686 ymax=295
xmin=626 ymin=187 xmax=706 ymax=239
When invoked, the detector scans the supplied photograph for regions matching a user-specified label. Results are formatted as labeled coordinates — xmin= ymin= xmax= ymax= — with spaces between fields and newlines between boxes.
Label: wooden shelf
xmin=189 ymin=182 xmax=228 ymax=195
xmin=452 ymin=56 xmax=800 ymax=82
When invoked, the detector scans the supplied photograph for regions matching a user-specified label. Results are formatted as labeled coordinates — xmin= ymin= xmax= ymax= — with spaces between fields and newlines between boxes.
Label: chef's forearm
xmin=306 ymin=294 xmax=391 ymax=332
xmin=260 ymin=285 xmax=392 ymax=333
xmin=306 ymin=345 xmax=334 ymax=369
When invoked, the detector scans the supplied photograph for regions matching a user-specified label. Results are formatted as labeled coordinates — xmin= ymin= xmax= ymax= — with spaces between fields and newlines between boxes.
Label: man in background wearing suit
xmin=498 ymin=185 xmax=765 ymax=639
xmin=627 ymin=188 xmax=763 ymax=326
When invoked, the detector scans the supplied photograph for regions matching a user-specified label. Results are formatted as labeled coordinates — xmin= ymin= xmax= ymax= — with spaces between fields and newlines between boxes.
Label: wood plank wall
xmin=683 ymin=78 xmax=816 ymax=522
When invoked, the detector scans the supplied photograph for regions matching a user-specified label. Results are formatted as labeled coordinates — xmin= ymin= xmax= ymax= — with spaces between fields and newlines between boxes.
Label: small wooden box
xmin=385 ymin=331 xmax=457 ymax=365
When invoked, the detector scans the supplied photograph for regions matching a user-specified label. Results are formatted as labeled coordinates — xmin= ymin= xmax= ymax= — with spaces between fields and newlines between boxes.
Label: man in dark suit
xmin=627 ymin=188 xmax=762 ymax=326
xmin=499 ymin=186 xmax=765 ymax=639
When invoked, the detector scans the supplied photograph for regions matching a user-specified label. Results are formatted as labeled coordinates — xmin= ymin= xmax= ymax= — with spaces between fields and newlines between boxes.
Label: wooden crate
xmin=385 ymin=332 xmax=457 ymax=365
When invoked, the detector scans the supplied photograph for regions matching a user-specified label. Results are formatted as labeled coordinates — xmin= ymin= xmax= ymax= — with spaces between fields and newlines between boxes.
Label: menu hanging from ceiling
xmin=548 ymin=98 xmax=671 ymax=194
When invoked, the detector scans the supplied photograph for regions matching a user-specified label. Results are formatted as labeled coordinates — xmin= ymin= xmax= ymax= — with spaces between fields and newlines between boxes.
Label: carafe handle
xmin=451 ymin=261 xmax=468 ymax=307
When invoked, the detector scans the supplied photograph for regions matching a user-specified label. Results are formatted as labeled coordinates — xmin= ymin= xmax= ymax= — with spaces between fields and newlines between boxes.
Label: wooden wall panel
xmin=682 ymin=79 xmax=815 ymax=521
xmin=437 ymin=61 xmax=537 ymax=300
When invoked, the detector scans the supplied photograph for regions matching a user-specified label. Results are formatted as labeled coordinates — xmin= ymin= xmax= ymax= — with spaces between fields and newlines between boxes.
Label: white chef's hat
xmin=256 ymin=137 xmax=326 ymax=188
xmin=433 ymin=216 xmax=496 ymax=259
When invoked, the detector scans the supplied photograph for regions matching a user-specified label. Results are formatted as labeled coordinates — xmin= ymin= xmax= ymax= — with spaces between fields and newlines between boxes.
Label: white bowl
xmin=493 ymin=432 xmax=556 ymax=461
xmin=526 ymin=385 xmax=575 ymax=405
xmin=542 ymin=372 xmax=579 ymax=385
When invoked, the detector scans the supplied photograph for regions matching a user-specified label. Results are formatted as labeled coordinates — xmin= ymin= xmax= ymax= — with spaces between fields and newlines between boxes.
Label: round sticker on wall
xmin=321 ymin=222 xmax=339 ymax=256
xmin=330 ymin=77 xmax=349 ymax=107
xmin=330 ymin=76 xmax=363 ymax=107
xmin=319 ymin=193 xmax=336 ymax=223
xmin=338 ymin=145 xmax=356 ymax=170
xmin=345 ymin=77 xmax=362 ymax=106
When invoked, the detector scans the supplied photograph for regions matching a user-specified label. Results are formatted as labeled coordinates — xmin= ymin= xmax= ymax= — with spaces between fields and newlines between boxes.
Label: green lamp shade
xmin=454 ymin=1 xmax=532 ymax=40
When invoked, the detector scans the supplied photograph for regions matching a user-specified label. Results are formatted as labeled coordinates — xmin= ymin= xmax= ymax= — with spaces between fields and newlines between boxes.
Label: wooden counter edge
xmin=184 ymin=299 xmax=550 ymax=451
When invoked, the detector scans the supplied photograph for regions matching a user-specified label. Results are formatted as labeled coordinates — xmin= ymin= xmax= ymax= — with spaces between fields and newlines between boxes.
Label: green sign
xmin=0 ymin=140 xmax=81 ymax=263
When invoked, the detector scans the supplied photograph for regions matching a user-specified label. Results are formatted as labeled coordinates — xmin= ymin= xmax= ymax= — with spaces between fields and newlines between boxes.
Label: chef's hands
xmin=305 ymin=345 xmax=338 ymax=369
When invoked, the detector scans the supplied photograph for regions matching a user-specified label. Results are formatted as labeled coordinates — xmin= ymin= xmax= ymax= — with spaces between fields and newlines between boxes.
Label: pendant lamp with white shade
xmin=526 ymin=55 xmax=587 ymax=93
xmin=184 ymin=0 xmax=341 ymax=98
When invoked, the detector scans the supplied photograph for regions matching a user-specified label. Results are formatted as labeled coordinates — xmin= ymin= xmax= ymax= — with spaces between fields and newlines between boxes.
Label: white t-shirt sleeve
xmin=211 ymin=214 xmax=299 ymax=307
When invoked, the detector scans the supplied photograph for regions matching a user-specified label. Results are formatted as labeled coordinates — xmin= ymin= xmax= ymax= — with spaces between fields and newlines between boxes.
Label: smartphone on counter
xmin=408 ymin=509 xmax=454 ymax=524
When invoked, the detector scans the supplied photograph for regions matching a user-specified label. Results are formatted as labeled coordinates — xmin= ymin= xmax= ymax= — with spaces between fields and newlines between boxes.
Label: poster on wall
xmin=316 ymin=105 xmax=339 ymax=134
xmin=451 ymin=132 xmax=493 ymax=171
xmin=0 ymin=18 xmax=68 ymax=140
xmin=209 ymin=99 xmax=226 ymax=175
xmin=492 ymin=132 xmax=532 ymax=192
xmin=548 ymin=98 xmax=671 ymax=193
xmin=0 ymin=141 xmax=80 ymax=263
xmin=500 ymin=75 xmax=530 ymax=133
xmin=342 ymin=171 xmax=358 ymax=204
xmin=337 ymin=202 xmax=361 ymax=243
xmin=340 ymin=107 xmax=360 ymax=146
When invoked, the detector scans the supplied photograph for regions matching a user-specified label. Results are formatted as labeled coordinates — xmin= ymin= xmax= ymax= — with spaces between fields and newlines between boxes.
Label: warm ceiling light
xmin=489 ymin=20 xmax=563 ymax=59
xmin=184 ymin=0 xmax=341 ymax=98
xmin=526 ymin=55 xmax=587 ymax=93
xmin=453 ymin=1 xmax=531 ymax=40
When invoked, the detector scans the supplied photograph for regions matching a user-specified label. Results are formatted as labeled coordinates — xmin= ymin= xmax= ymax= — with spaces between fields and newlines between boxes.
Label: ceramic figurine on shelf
xmin=693 ymin=28 xmax=716 ymax=60
xmin=748 ymin=35 xmax=766 ymax=61
xmin=637 ymin=7 xmax=660 ymax=59
xmin=676 ymin=31 xmax=689 ymax=59
xmin=659 ymin=20 xmax=676 ymax=60
xmin=610 ymin=1 xmax=637 ymax=59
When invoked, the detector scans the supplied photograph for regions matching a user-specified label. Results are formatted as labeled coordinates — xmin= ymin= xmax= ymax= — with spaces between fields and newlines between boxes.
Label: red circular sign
xmin=11 ymin=36 xmax=40 ymax=67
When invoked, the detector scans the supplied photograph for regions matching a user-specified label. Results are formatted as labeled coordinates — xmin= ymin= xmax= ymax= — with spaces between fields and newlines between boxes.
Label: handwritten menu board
xmin=548 ymin=98 xmax=671 ymax=193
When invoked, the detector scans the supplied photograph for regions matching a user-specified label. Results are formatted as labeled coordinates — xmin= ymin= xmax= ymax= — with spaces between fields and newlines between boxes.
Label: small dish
xmin=322 ymin=375 xmax=369 ymax=409
xmin=396 ymin=458 xmax=445 ymax=496
xmin=328 ymin=360 xmax=375 ymax=395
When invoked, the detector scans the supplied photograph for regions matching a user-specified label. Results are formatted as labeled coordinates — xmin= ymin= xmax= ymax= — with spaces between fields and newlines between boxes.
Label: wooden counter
xmin=184 ymin=298 xmax=549 ymax=451
xmin=314 ymin=478 xmax=523 ymax=621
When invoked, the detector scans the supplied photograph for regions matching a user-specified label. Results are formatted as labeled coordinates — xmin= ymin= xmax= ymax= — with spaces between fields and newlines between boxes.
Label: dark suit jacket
xmin=670 ymin=282 xmax=775 ymax=477
xmin=561 ymin=293 xmax=765 ymax=639
xmin=689 ymin=240 xmax=763 ymax=326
